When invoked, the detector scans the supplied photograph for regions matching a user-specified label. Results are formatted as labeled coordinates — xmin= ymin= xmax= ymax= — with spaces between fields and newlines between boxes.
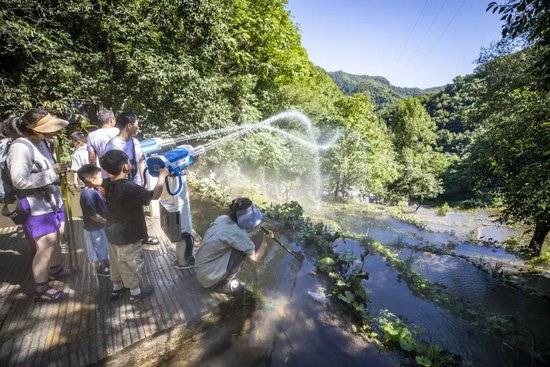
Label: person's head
xmin=100 ymin=149 xmax=130 ymax=177
xmin=70 ymin=131 xmax=87 ymax=148
xmin=77 ymin=164 xmax=102 ymax=187
xmin=115 ymin=112 xmax=139 ymax=137
xmin=97 ymin=108 xmax=115 ymax=128
xmin=19 ymin=107 xmax=68 ymax=141
xmin=228 ymin=197 xmax=264 ymax=232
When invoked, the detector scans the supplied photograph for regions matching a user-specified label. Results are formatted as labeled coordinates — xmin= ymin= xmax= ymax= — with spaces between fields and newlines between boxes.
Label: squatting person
xmin=194 ymin=197 xmax=273 ymax=294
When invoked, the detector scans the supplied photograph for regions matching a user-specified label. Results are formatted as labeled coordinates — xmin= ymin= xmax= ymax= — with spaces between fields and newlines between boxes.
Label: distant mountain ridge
xmin=329 ymin=71 xmax=443 ymax=107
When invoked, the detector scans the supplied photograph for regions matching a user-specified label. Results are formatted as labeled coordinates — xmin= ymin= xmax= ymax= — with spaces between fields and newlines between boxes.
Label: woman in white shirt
xmin=6 ymin=108 xmax=70 ymax=302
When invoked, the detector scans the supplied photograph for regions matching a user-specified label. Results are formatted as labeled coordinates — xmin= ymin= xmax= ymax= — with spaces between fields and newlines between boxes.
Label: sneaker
xmin=173 ymin=256 xmax=195 ymax=270
xmin=220 ymin=279 xmax=245 ymax=295
xmin=129 ymin=285 xmax=154 ymax=303
xmin=96 ymin=267 xmax=110 ymax=277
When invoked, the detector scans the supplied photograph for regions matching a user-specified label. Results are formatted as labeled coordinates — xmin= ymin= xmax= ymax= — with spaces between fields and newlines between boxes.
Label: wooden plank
xmin=0 ymin=217 xmax=225 ymax=365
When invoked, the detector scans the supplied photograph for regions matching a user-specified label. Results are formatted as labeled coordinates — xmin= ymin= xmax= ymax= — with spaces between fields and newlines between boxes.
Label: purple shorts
xmin=21 ymin=200 xmax=65 ymax=240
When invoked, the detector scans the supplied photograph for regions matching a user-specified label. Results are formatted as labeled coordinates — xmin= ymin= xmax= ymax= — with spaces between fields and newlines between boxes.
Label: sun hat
xmin=27 ymin=113 xmax=69 ymax=133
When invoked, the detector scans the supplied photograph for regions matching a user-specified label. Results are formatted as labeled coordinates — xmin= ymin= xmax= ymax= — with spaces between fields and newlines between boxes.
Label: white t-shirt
xmin=86 ymin=127 xmax=119 ymax=177
xmin=71 ymin=144 xmax=89 ymax=187
xmin=104 ymin=136 xmax=144 ymax=185
xmin=71 ymin=145 xmax=89 ymax=172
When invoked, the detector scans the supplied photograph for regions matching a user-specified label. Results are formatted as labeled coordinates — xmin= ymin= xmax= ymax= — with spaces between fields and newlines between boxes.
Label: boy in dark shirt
xmin=77 ymin=164 xmax=110 ymax=277
xmin=100 ymin=150 xmax=169 ymax=302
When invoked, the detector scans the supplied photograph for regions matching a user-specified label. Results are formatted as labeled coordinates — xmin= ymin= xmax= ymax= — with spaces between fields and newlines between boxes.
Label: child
xmin=70 ymin=131 xmax=89 ymax=188
xmin=99 ymin=149 xmax=169 ymax=302
xmin=77 ymin=164 xmax=110 ymax=277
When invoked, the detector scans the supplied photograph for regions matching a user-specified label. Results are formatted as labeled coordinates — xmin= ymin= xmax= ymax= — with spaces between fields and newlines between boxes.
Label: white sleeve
xmin=7 ymin=142 xmax=57 ymax=190
xmin=86 ymin=134 xmax=94 ymax=154
xmin=134 ymin=138 xmax=144 ymax=161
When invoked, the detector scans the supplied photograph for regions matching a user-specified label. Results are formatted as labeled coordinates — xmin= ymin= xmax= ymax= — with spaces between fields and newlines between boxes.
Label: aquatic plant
xmin=366 ymin=240 xmax=550 ymax=359
xmin=436 ymin=203 xmax=450 ymax=216
xmin=377 ymin=310 xmax=456 ymax=366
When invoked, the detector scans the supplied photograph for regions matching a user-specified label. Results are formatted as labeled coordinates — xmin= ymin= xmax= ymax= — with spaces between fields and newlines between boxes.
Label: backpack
xmin=0 ymin=138 xmax=14 ymax=202
xmin=0 ymin=139 xmax=27 ymax=223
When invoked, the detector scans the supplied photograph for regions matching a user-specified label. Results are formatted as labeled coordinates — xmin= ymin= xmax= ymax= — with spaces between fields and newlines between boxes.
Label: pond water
xmin=333 ymin=238 xmax=549 ymax=366
xmin=165 ymin=208 xmax=549 ymax=366
xmin=167 ymin=239 xmax=399 ymax=367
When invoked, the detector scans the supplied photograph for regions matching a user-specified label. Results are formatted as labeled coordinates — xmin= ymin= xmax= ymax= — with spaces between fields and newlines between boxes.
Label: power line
xmin=413 ymin=0 xmax=467 ymax=72
xmin=395 ymin=0 xmax=430 ymax=65
xmin=406 ymin=0 xmax=447 ymax=66
xmin=425 ymin=0 xmax=467 ymax=59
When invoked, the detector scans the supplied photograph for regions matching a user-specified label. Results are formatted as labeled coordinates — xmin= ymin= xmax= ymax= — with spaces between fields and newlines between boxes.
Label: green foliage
xmin=187 ymin=173 xmax=231 ymax=206
xmin=487 ymin=0 xmax=549 ymax=90
xmin=423 ymin=75 xmax=487 ymax=155
xmin=436 ymin=203 xmax=450 ymax=217
xmin=382 ymin=97 xmax=449 ymax=204
xmin=378 ymin=310 xmax=454 ymax=365
xmin=264 ymin=201 xmax=304 ymax=230
xmin=468 ymin=88 xmax=550 ymax=255
xmin=329 ymin=71 xmax=442 ymax=107
xmin=322 ymin=94 xmax=398 ymax=199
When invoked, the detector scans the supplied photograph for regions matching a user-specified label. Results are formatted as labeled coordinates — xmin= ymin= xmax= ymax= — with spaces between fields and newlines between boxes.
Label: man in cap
xmin=194 ymin=197 xmax=272 ymax=294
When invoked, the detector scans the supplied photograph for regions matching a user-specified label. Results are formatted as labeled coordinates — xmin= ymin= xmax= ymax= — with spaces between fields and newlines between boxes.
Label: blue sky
xmin=286 ymin=0 xmax=504 ymax=88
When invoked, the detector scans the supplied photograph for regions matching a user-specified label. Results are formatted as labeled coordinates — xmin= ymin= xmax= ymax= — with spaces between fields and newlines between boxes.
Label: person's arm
xmin=225 ymin=227 xmax=271 ymax=264
xmin=7 ymin=141 xmax=58 ymax=189
xmin=134 ymin=139 xmax=146 ymax=184
xmin=87 ymin=135 xmax=97 ymax=166
xmin=125 ymin=168 xmax=169 ymax=204
xmin=151 ymin=168 xmax=169 ymax=200
xmin=249 ymin=230 xmax=272 ymax=263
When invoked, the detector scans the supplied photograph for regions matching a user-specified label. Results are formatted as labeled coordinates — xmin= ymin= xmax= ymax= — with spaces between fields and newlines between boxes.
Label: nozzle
xmin=192 ymin=145 xmax=206 ymax=156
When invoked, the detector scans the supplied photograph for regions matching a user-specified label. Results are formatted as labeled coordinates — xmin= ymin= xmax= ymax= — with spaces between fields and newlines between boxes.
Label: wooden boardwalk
xmin=0 ymin=219 xmax=226 ymax=366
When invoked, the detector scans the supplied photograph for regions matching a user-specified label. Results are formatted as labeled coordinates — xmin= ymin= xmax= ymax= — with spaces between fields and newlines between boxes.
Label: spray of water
xmin=199 ymin=110 xmax=334 ymax=202
xmin=160 ymin=110 xmax=341 ymax=202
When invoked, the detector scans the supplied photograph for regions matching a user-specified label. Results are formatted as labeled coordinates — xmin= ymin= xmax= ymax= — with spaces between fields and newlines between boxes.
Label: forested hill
xmin=329 ymin=70 xmax=442 ymax=107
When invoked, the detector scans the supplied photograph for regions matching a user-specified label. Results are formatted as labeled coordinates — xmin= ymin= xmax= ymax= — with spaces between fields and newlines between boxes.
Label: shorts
xmin=84 ymin=228 xmax=109 ymax=263
xmin=22 ymin=204 xmax=65 ymax=240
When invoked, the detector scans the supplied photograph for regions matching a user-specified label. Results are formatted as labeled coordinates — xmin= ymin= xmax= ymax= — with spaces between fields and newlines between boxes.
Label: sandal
xmin=35 ymin=285 xmax=67 ymax=302
xmin=143 ymin=236 xmax=159 ymax=245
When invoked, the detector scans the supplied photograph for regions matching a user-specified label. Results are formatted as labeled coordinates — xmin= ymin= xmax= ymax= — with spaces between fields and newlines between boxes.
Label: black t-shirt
xmin=102 ymin=178 xmax=153 ymax=245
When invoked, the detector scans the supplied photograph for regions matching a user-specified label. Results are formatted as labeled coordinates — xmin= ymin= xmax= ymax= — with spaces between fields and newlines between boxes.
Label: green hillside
xmin=329 ymin=70 xmax=442 ymax=106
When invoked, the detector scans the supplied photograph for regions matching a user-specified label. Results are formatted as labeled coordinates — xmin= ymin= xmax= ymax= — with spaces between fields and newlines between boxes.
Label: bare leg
xmin=33 ymin=233 xmax=57 ymax=284
xmin=50 ymin=222 xmax=65 ymax=267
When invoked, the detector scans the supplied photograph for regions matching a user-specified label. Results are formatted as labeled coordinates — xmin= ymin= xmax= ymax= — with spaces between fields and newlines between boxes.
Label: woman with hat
xmin=6 ymin=107 xmax=70 ymax=301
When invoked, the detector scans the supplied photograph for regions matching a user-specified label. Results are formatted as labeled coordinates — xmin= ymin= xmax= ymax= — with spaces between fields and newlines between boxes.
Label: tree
xmin=383 ymin=97 xmax=448 ymax=206
xmin=468 ymin=88 xmax=549 ymax=256
xmin=322 ymin=94 xmax=398 ymax=199
xmin=487 ymin=0 xmax=550 ymax=90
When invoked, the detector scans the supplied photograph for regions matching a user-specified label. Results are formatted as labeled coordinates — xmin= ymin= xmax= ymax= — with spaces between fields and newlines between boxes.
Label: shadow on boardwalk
xmin=0 ymin=219 xmax=225 ymax=366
